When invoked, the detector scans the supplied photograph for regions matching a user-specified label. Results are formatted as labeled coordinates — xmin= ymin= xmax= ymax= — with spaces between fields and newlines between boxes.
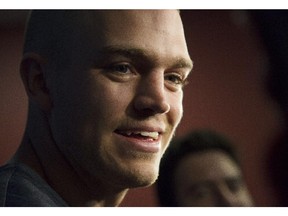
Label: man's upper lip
xmin=114 ymin=125 xmax=165 ymax=134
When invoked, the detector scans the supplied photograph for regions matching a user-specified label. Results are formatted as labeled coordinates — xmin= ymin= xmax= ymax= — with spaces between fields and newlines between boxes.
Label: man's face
xmin=174 ymin=150 xmax=254 ymax=207
xmin=48 ymin=10 xmax=192 ymax=189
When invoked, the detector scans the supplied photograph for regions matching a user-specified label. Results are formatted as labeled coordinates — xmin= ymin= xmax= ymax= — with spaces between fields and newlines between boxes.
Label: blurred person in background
xmin=156 ymin=129 xmax=254 ymax=207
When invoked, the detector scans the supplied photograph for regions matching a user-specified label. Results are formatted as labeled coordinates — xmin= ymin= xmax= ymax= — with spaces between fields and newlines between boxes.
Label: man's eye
xmin=188 ymin=186 xmax=213 ymax=201
xmin=109 ymin=64 xmax=130 ymax=73
xmin=165 ymin=73 xmax=187 ymax=87
xmin=101 ymin=63 xmax=137 ymax=82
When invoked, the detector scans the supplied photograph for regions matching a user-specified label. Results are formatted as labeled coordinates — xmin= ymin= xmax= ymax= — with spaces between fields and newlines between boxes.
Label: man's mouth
xmin=115 ymin=130 xmax=159 ymax=141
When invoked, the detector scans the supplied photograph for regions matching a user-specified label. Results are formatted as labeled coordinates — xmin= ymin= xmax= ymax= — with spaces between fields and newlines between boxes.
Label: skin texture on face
xmin=174 ymin=150 xmax=254 ymax=207
xmin=46 ymin=10 xmax=192 ymax=191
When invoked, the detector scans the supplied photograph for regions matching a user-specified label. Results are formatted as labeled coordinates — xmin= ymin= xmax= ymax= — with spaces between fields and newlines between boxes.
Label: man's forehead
xmin=71 ymin=10 xmax=189 ymax=59
xmin=86 ymin=9 xmax=179 ymax=18
xmin=74 ymin=10 xmax=180 ymax=28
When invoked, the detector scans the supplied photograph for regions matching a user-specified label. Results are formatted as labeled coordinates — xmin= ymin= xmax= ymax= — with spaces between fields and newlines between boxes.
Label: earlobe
xmin=20 ymin=53 xmax=52 ymax=112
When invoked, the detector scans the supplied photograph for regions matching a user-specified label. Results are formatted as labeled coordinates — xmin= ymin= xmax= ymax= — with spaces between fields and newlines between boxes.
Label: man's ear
xmin=20 ymin=53 xmax=52 ymax=112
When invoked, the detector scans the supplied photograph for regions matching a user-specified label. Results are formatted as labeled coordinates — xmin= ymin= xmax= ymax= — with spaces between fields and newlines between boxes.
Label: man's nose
xmin=133 ymin=72 xmax=170 ymax=116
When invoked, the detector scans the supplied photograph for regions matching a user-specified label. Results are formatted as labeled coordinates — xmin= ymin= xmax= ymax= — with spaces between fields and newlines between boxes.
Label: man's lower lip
xmin=114 ymin=133 xmax=160 ymax=153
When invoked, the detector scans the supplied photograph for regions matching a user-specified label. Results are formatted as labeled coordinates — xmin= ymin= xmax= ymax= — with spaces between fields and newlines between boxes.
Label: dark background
xmin=0 ymin=10 xmax=284 ymax=206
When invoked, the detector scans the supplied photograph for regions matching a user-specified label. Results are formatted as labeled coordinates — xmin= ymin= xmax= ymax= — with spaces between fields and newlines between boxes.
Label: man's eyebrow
xmin=171 ymin=58 xmax=193 ymax=71
xmin=98 ymin=46 xmax=193 ymax=70
xmin=98 ymin=46 xmax=151 ymax=61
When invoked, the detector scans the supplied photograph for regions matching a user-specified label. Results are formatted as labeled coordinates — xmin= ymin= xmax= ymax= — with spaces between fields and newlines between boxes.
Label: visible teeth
xmin=126 ymin=131 xmax=132 ymax=136
xmin=139 ymin=131 xmax=159 ymax=139
xmin=124 ymin=131 xmax=159 ymax=139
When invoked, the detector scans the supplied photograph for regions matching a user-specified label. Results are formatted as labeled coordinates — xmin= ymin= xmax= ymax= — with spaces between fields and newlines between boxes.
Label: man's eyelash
xmin=166 ymin=74 xmax=187 ymax=85
xmin=104 ymin=63 xmax=132 ymax=73
xmin=110 ymin=64 xmax=129 ymax=72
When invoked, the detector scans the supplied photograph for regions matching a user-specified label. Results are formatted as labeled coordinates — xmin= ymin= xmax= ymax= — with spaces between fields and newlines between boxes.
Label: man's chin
xmin=127 ymin=175 xmax=158 ymax=189
xmin=120 ymin=165 xmax=159 ymax=188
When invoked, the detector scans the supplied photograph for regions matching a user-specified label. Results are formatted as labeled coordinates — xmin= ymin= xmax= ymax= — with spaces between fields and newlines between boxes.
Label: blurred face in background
xmin=174 ymin=150 xmax=254 ymax=207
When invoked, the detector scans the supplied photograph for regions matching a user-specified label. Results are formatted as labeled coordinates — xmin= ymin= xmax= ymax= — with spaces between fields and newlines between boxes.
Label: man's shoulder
xmin=0 ymin=163 xmax=37 ymax=182
xmin=0 ymin=163 xmax=68 ymax=207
